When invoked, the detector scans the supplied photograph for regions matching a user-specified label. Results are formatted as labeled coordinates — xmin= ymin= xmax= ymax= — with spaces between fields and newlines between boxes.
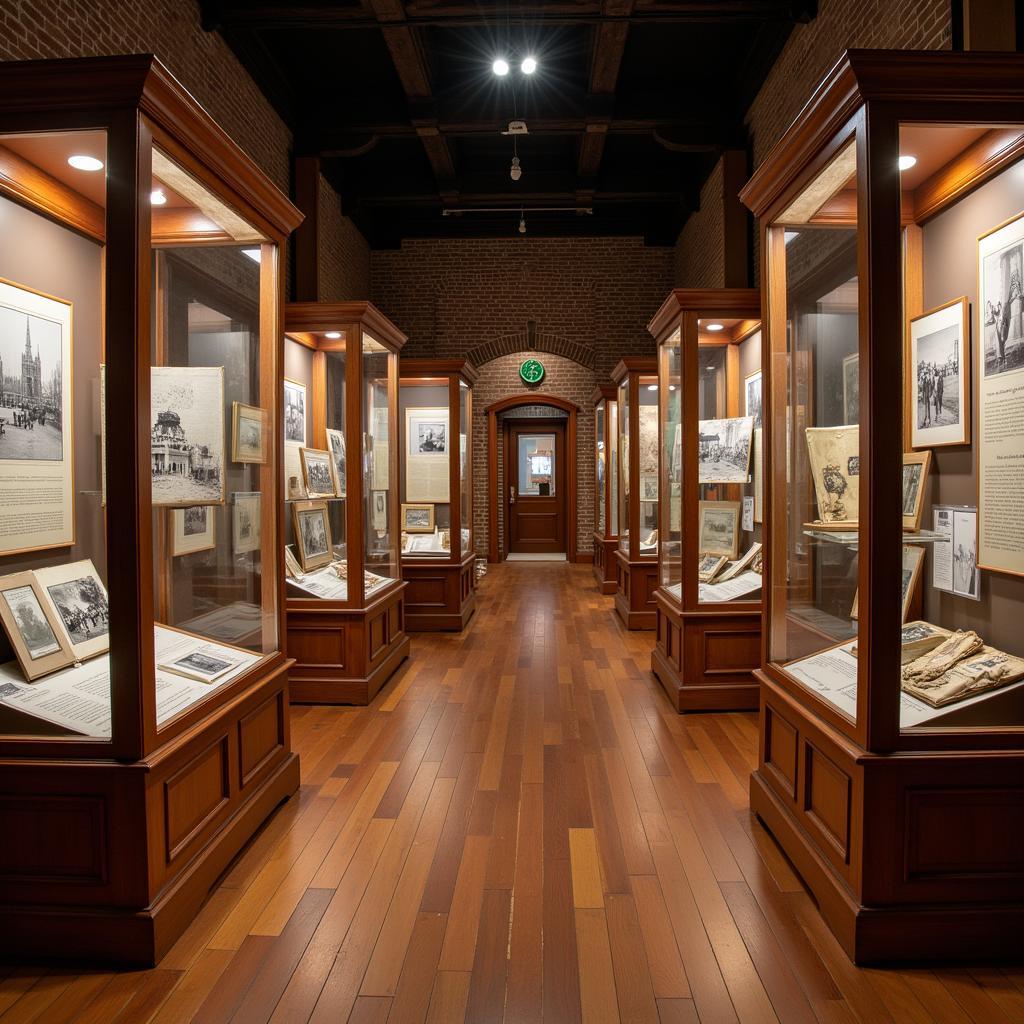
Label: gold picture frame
xmin=231 ymin=401 xmax=267 ymax=464
xmin=402 ymin=503 xmax=435 ymax=534
xmin=902 ymin=450 xmax=932 ymax=532
xmin=698 ymin=500 xmax=741 ymax=559
xmin=291 ymin=500 xmax=333 ymax=572
xmin=0 ymin=572 xmax=76 ymax=680
xmin=170 ymin=505 xmax=217 ymax=556
xmin=300 ymin=447 xmax=336 ymax=499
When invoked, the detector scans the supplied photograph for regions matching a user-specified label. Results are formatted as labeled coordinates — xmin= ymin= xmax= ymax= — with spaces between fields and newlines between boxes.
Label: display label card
xmin=742 ymin=496 xmax=754 ymax=533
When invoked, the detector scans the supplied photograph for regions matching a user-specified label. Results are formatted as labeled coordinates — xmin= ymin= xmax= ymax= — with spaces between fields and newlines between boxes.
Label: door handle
xmin=509 ymin=485 xmax=516 ymax=505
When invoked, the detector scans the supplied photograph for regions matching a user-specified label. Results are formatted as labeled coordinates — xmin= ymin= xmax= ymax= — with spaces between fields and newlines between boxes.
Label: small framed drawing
xmin=233 ymin=492 xmax=261 ymax=554
xmin=697 ymin=553 xmax=727 ymax=583
xmin=744 ymin=370 xmax=763 ymax=429
xmin=851 ymin=544 xmax=924 ymax=623
xmin=842 ymin=353 xmax=859 ymax=425
xmin=325 ymin=427 xmax=346 ymax=498
xmin=402 ymin=503 xmax=435 ymax=533
xmin=698 ymin=500 xmax=741 ymax=560
xmin=908 ymin=297 xmax=969 ymax=449
xmin=231 ymin=402 xmax=267 ymax=464
xmin=35 ymin=558 xmax=110 ymax=661
xmin=0 ymin=572 xmax=76 ymax=680
xmin=170 ymin=505 xmax=217 ymax=556
xmin=291 ymin=500 xmax=333 ymax=572
xmin=284 ymin=378 xmax=306 ymax=445
xmin=902 ymin=450 xmax=931 ymax=531
xmin=300 ymin=447 xmax=336 ymax=499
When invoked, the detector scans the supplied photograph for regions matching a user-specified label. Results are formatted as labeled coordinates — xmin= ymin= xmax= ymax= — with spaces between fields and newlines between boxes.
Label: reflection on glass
xmin=661 ymin=331 xmax=682 ymax=590
xmin=518 ymin=434 xmax=556 ymax=495
xmin=618 ymin=380 xmax=630 ymax=553
xmin=363 ymin=333 xmax=397 ymax=590
xmin=460 ymin=380 xmax=472 ymax=556
xmin=596 ymin=402 xmax=606 ymax=535
xmin=637 ymin=377 xmax=659 ymax=556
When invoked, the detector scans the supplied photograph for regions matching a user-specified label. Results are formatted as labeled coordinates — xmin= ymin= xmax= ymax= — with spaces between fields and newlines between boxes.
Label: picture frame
xmin=35 ymin=559 xmax=109 ymax=662
xmin=698 ymin=500 xmax=741 ymax=559
xmin=405 ymin=407 xmax=449 ymax=503
xmin=697 ymin=553 xmax=727 ymax=583
xmin=170 ymin=505 xmax=217 ymax=556
xmin=744 ymin=370 xmax=763 ymax=429
xmin=291 ymin=500 xmax=333 ymax=572
xmin=300 ymin=447 xmax=337 ymax=499
xmin=0 ymin=571 xmax=76 ymax=680
xmin=283 ymin=378 xmax=306 ymax=446
xmin=231 ymin=401 xmax=267 ymax=464
xmin=402 ymin=503 xmax=435 ymax=533
xmin=842 ymin=352 xmax=859 ymax=425
xmin=901 ymin=450 xmax=931 ymax=532
xmin=907 ymin=297 xmax=970 ymax=449
xmin=697 ymin=416 xmax=754 ymax=484
xmin=851 ymin=544 xmax=924 ymax=623
xmin=325 ymin=427 xmax=347 ymax=498
xmin=804 ymin=425 xmax=859 ymax=527
xmin=232 ymin=491 xmax=261 ymax=554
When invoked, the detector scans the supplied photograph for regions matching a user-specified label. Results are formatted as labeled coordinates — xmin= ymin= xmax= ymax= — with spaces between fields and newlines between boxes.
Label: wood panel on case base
xmin=592 ymin=533 xmax=617 ymax=594
xmin=0 ymin=664 xmax=298 ymax=965
xmin=613 ymin=550 xmax=658 ymax=630
xmin=287 ymin=581 xmax=410 ymax=704
xmin=752 ymin=673 xmax=1024 ymax=964
xmin=402 ymin=550 xmax=476 ymax=631
xmin=651 ymin=590 xmax=760 ymax=712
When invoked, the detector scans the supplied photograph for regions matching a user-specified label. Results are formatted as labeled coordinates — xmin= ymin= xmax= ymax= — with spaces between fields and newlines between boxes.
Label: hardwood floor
xmin=3 ymin=562 xmax=1023 ymax=1023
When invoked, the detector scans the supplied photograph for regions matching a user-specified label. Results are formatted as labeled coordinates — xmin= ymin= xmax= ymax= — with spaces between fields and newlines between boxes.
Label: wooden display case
xmin=399 ymin=359 xmax=477 ymax=631
xmin=284 ymin=303 xmax=410 ymax=704
xmin=740 ymin=50 xmax=1024 ymax=963
xmin=592 ymin=384 xmax=619 ymax=594
xmin=0 ymin=56 xmax=303 ymax=964
xmin=612 ymin=358 xmax=659 ymax=629
xmin=649 ymin=290 xmax=764 ymax=712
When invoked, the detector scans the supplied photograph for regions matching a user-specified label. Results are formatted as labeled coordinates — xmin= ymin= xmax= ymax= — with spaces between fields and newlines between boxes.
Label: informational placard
xmin=742 ymin=496 xmax=754 ymax=533
xmin=405 ymin=406 xmax=450 ymax=502
xmin=933 ymin=505 xmax=980 ymax=600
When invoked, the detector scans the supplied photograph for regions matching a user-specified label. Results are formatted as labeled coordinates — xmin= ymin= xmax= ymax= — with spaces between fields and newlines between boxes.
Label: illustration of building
xmin=22 ymin=318 xmax=41 ymax=400
xmin=151 ymin=410 xmax=192 ymax=476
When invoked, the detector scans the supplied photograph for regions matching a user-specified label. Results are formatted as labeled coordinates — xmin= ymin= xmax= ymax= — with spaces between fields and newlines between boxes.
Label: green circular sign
xmin=520 ymin=358 xmax=545 ymax=384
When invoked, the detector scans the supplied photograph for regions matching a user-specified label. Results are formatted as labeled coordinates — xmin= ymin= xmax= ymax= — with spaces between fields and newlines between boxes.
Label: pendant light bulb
xmin=510 ymin=155 xmax=522 ymax=182
xmin=518 ymin=215 xmax=526 ymax=235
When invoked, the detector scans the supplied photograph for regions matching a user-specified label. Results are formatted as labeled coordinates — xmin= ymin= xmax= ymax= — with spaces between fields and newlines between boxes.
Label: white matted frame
xmin=908 ymin=297 xmax=970 ymax=450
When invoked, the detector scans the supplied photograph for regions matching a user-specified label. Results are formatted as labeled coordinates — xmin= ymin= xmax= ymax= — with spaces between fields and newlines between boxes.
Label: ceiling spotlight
xmin=706 ymin=323 xmax=724 ymax=332
xmin=324 ymin=331 xmax=342 ymax=339
xmin=510 ymin=156 xmax=522 ymax=182
xmin=492 ymin=58 xmax=510 ymax=76
xmin=68 ymin=154 xmax=103 ymax=172
xmin=150 ymin=189 xmax=167 ymax=205
xmin=898 ymin=154 xmax=917 ymax=171
xmin=521 ymin=56 xmax=537 ymax=74
xmin=647 ymin=384 xmax=658 ymax=391
xmin=518 ymin=215 xmax=526 ymax=235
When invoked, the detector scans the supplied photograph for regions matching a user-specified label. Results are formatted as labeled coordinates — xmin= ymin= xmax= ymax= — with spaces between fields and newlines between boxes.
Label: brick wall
xmin=674 ymin=158 xmax=726 ymax=288
xmin=317 ymin=173 xmax=371 ymax=301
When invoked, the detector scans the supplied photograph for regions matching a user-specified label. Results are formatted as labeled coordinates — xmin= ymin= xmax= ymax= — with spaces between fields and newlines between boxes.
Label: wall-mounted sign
xmin=519 ymin=357 xmax=545 ymax=385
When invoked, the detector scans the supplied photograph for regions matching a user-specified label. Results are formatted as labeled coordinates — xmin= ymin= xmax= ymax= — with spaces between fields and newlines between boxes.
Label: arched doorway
xmin=486 ymin=393 xmax=580 ymax=563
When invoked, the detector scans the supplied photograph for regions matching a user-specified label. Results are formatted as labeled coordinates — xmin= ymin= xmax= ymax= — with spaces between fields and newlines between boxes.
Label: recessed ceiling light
xmin=492 ymin=58 xmax=510 ymax=76
xmin=241 ymin=248 xmax=261 ymax=262
xmin=706 ymin=323 xmax=724 ymax=332
xmin=68 ymin=154 xmax=103 ymax=172
xmin=668 ymin=384 xmax=676 ymax=391
xmin=324 ymin=331 xmax=342 ymax=339
xmin=521 ymin=57 xmax=537 ymax=74
xmin=150 ymin=189 xmax=167 ymax=205
xmin=647 ymin=384 xmax=658 ymax=391
xmin=898 ymin=155 xmax=917 ymax=171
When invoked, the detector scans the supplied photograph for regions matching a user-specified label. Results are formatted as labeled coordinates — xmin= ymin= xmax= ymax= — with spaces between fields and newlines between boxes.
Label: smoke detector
xmin=501 ymin=120 xmax=529 ymax=136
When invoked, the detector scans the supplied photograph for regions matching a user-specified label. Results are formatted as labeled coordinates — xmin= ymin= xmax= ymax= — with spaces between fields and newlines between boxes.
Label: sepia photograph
xmin=170 ymin=505 xmax=216 ymax=557
xmin=697 ymin=415 xmax=754 ymax=484
xmin=232 ymin=492 xmax=261 ymax=554
xmin=698 ymin=500 xmax=741 ymax=559
xmin=902 ymin=450 xmax=931 ymax=531
xmin=231 ymin=402 xmax=266 ymax=464
xmin=0 ymin=573 xmax=74 ymax=679
xmin=326 ymin=427 xmax=346 ymax=498
xmin=909 ymin=298 xmax=969 ymax=448
xmin=300 ymin=447 xmax=337 ymax=498
xmin=284 ymin=379 xmax=306 ymax=444
xmin=842 ymin=352 xmax=859 ymax=425
xmin=744 ymin=370 xmax=763 ymax=429
xmin=805 ymin=425 xmax=860 ymax=525
xmin=292 ymin=501 xmax=333 ymax=572
xmin=36 ymin=558 xmax=109 ymax=660
xmin=980 ymin=213 xmax=1024 ymax=378
xmin=697 ymin=553 xmax=727 ymax=583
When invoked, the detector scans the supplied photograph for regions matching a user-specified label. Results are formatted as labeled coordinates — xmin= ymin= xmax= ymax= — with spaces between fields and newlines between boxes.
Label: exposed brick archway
xmin=467 ymin=322 xmax=596 ymax=371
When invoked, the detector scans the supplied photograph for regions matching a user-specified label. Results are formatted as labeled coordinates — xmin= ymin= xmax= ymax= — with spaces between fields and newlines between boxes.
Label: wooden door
xmin=505 ymin=419 xmax=566 ymax=554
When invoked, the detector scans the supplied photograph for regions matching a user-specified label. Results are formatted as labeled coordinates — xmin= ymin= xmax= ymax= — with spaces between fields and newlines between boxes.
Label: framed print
xmin=35 ymin=559 xmax=109 ymax=661
xmin=697 ymin=416 xmax=754 ymax=484
xmin=908 ymin=297 xmax=969 ymax=449
xmin=0 ymin=278 xmax=74 ymax=556
xmin=697 ymin=553 xmax=727 ymax=583
xmin=640 ymin=474 xmax=658 ymax=501
xmin=405 ymin=407 xmax=449 ymax=502
xmin=744 ymin=370 xmax=763 ymax=429
xmin=283 ymin=378 xmax=306 ymax=445
xmin=325 ymin=427 xmax=346 ymax=498
xmin=978 ymin=211 xmax=1024 ymax=576
xmin=291 ymin=500 xmax=333 ymax=572
xmin=170 ymin=505 xmax=216 ymax=556
xmin=805 ymin=425 xmax=859 ymax=526
xmin=698 ymin=500 xmax=741 ymax=559
xmin=151 ymin=365 xmax=225 ymax=506
xmin=0 ymin=571 xmax=75 ymax=680
xmin=300 ymin=447 xmax=336 ymax=499
xmin=159 ymin=646 xmax=245 ymax=684
xmin=372 ymin=489 xmax=388 ymax=532
xmin=284 ymin=545 xmax=303 ymax=578
xmin=842 ymin=352 xmax=859 ymax=425
xmin=901 ymin=450 xmax=931 ymax=532
xmin=851 ymin=544 xmax=924 ymax=623
xmin=402 ymin=502 xmax=435 ymax=533
xmin=231 ymin=401 xmax=267 ymax=464
xmin=232 ymin=492 xmax=261 ymax=554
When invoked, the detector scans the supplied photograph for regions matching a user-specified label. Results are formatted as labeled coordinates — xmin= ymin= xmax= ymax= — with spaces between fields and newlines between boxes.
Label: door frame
xmin=503 ymin=417 xmax=567 ymax=558
xmin=486 ymin=393 xmax=579 ymax=563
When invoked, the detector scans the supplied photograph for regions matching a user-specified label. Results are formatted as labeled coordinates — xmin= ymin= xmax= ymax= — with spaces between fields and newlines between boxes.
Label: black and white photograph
xmin=170 ymin=504 xmax=217 ymax=557
xmin=842 ymin=353 xmax=859 ymax=425
xmin=284 ymin=379 xmax=306 ymax=445
xmin=3 ymin=584 xmax=59 ymax=659
xmin=185 ymin=506 xmax=208 ymax=536
xmin=909 ymin=298 xmax=969 ymax=448
xmin=744 ymin=371 xmax=763 ymax=429
xmin=902 ymin=464 xmax=921 ymax=517
xmin=698 ymin=500 xmax=741 ymax=559
xmin=405 ymin=407 xmax=450 ymax=502
xmin=35 ymin=558 xmax=109 ymax=660
xmin=151 ymin=366 xmax=225 ymax=506
xmin=0 ymin=571 xmax=75 ymax=680
xmin=161 ymin=647 xmax=240 ymax=684
xmin=300 ymin=447 xmax=336 ymax=498
xmin=697 ymin=415 xmax=754 ymax=484
xmin=901 ymin=451 xmax=931 ymax=531
xmin=326 ymin=427 xmax=346 ymax=498
xmin=402 ymin=503 xmax=435 ymax=533
xmin=980 ymin=215 xmax=1024 ymax=378
xmin=416 ymin=421 xmax=446 ymax=454
xmin=292 ymin=501 xmax=333 ymax=572
xmin=641 ymin=475 xmax=658 ymax=501
xmin=373 ymin=489 xmax=388 ymax=531
xmin=231 ymin=402 xmax=266 ymax=464
xmin=232 ymin=492 xmax=261 ymax=554
xmin=953 ymin=508 xmax=979 ymax=599
xmin=299 ymin=509 xmax=328 ymax=557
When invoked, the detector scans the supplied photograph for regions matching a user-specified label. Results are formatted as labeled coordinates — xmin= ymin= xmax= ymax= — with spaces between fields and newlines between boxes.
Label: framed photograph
xmin=851 ymin=544 xmax=924 ymax=623
xmin=842 ymin=352 xmax=859 ymax=425
xmin=0 ymin=278 xmax=75 ymax=556
xmin=159 ymin=647 xmax=243 ymax=684
xmin=744 ymin=370 xmax=763 ymax=429
xmin=805 ymin=425 xmax=859 ymax=526
xmin=697 ymin=416 xmax=754 ymax=484
xmin=372 ymin=489 xmax=388 ymax=532
xmin=405 ymin=407 xmax=449 ymax=502
xmin=231 ymin=402 xmax=267 ymax=464
xmin=35 ymin=559 xmax=109 ymax=661
xmin=0 ymin=572 xmax=75 ymax=680
xmin=284 ymin=378 xmax=306 ymax=445
xmin=170 ymin=505 xmax=217 ymax=556
xmin=402 ymin=503 xmax=435 ymax=533
xmin=908 ymin=298 xmax=969 ymax=449
xmin=232 ymin=491 xmax=261 ymax=554
xmin=300 ymin=447 xmax=336 ymax=499
xmin=901 ymin=450 xmax=931 ymax=532
xmin=325 ymin=427 xmax=346 ymax=498
xmin=640 ymin=474 xmax=658 ymax=501
xmin=697 ymin=553 xmax=727 ymax=583
xmin=698 ymin=500 xmax=741 ymax=559
xmin=291 ymin=500 xmax=333 ymax=572
xmin=151 ymin=365 xmax=225 ymax=506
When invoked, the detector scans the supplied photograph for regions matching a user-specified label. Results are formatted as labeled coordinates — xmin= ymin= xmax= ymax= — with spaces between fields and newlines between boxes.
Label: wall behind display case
xmin=918 ymin=158 xmax=1024 ymax=650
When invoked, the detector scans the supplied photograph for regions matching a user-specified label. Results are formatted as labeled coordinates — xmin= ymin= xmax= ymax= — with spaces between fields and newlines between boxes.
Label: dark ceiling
xmin=201 ymin=1 xmax=817 ymax=246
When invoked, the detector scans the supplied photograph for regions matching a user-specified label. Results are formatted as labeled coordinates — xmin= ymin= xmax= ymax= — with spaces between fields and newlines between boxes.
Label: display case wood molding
xmin=740 ymin=49 xmax=1024 ymax=964
xmin=0 ymin=55 xmax=303 ymax=964
xmin=592 ymin=384 xmax=619 ymax=595
xmin=612 ymin=357 xmax=659 ymax=629
xmin=399 ymin=358 xmax=478 ymax=631
xmin=648 ymin=289 xmax=764 ymax=712
xmin=284 ymin=302 xmax=410 ymax=704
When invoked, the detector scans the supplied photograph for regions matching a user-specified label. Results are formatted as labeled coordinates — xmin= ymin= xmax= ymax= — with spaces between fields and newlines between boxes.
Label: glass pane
xmin=609 ymin=400 xmax=619 ymax=536
xmin=0 ymin=130 xmax=110 ymax=741
xmin=768 ymin=139 xmax=860 ymax=727
xmin=460 ymin=381 xmax=471 ymax=557
xmin=618 ymin=381 xmax=630 ymax=552
xmin=518 ymin=434 xmax=556 ymax=496
xmin=364 ymin=333 xmax=397 ymax=592
xmin=400 ymin=379 xmax=451 ymax=558
xmin=596 ymin=401 xmax=606 ymax=535
xmin=660 ymin=330 xmax=681 ymax=595
xmin=638 ymin=376 xmax=659 ymax=557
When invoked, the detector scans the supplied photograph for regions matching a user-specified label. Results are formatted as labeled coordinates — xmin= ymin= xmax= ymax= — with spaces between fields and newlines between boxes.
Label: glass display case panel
xmin=660 ymin=329 xmax=682 ymax=592
xmin=400 ymin=377 xmax=451 ymax=558
xmin=596 ymin=400 xmax=606 ymax=535
xmin=364 ymin=332 xmax=398 ymax=595
xmin=609 ymin=400 xmax=619 ymax=537
xmin=459 ymin=379 xmax=472 ymax=557
xmin=618 ymin=379 xmax=630 ymax=554
xmin=518 ymin=434 xmax=556 ymax=495
xmin=638 ymin=375 xmax=659 ymax=558
xmin=767 ymin=138 xmax=862 ymax=727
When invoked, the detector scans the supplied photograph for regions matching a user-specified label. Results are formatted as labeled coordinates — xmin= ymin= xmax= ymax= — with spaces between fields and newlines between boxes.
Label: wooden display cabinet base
xmin=592 ymin=533 xmax=617 ymax=595
xmin=651 ymin=591 xmax=760 ymax=712
xmin=753 ymin=673 xmax=1024 ymax=964
xmin=613 ymin=550 xmax=658 ymax=629
xmin=287 ymin=582 xmax=410 ymax=704
xmin=402 ymin=552 xmax=476 ymax=632
xmin=0 ymin=664 xmax=298 ymax=966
